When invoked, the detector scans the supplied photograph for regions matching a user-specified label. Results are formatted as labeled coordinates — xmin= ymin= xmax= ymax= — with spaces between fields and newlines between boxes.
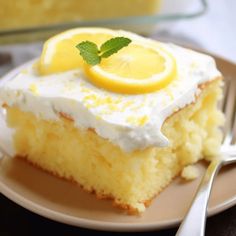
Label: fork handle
xmin=176 ymin=160 xmax=222 ymax=236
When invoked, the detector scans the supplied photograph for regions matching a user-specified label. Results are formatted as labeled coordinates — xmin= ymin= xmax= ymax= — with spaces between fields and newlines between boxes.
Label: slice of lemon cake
xmin=0 ymin=28 xmax=224 ymax=214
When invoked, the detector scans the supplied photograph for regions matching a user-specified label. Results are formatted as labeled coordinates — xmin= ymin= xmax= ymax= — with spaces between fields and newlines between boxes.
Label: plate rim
xmin=1 ymin=178 xmax=236 ymax=232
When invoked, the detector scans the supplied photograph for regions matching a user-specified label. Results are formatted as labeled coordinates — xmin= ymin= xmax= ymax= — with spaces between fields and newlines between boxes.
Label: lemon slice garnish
xmin=38 ymin=27 xmax=177 ymax=94
xmin=84 ymin=43 xmax=177 ymax=94
xmin=38 ymin=28 xmax=116 ymax=75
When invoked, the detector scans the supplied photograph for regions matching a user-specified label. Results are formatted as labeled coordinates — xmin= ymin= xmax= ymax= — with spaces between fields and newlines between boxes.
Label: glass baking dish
xmin=0 ymin=0 xmax=207 ymax=44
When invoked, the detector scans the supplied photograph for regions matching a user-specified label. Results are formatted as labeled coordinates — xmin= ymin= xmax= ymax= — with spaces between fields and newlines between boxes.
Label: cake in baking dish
xmin=0 ymin=0 xmax=160 ymax=30
xmin=0 ymin=28 xmax=224 ymax=214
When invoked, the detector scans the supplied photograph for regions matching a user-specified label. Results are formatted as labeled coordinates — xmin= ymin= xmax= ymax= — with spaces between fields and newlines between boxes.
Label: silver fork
xmin=176 ymin=78 xmax=236 ymax=236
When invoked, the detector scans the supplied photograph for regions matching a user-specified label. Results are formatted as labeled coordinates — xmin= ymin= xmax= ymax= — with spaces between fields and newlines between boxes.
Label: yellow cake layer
xmin=6 ymin=79 xmax=224 ymax=213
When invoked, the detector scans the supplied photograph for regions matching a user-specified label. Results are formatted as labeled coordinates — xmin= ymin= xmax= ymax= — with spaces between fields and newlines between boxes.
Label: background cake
xmin=0 ymin=0 xmax=160 ymax=30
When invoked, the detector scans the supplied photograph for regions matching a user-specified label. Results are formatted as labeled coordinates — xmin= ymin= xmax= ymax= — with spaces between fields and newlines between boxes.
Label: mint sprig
xmin=76 ymin=37 xmax=131 ymax=66
xmin=77 ymin=41 xmax=101 ymax=65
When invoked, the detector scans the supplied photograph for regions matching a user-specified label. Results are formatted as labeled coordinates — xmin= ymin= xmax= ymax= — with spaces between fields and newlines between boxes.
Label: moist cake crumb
xmin=181 ymin=165 xmax=200 ymax=181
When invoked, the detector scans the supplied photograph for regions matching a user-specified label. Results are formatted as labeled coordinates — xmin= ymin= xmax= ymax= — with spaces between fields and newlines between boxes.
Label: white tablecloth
xmin=161 ymin=0 xmax=236 ymax=63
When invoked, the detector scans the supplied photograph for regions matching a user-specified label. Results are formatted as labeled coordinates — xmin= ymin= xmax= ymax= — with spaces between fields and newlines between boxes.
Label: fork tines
xmin=222 ymin=78 xmax=236 ymax=145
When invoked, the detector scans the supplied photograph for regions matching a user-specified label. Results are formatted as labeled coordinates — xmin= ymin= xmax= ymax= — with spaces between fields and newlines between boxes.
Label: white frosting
xmin=0 ymin=44 xmax=221 ymax=152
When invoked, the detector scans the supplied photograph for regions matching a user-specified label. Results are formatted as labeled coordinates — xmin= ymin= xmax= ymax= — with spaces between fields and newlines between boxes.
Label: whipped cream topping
xmin=0 ymin=44 xmax=221 ymax=152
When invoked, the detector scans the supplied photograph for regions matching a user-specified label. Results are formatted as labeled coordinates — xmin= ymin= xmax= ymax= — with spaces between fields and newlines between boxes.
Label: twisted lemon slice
xmin=38 ymin=28 xmax=115 ymax=75
xmin=85 ymin=43 xmax=176 ymax=94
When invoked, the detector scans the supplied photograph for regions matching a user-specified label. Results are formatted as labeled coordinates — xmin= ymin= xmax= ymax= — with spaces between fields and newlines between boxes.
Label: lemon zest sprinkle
xmin=29 ymin=84 xmax=39 ymax=95
xmin=126 ymin=115 xmax=149 ymax=126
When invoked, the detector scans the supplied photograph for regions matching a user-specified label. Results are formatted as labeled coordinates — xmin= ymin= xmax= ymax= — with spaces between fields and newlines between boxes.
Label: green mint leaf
xmin=100 ymin=37 xmax=131 ymax=58
xmin=75 ymin=37 xmax=132 ymax=66
xmin=76 ymin=41 xmax=101 ymax=65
